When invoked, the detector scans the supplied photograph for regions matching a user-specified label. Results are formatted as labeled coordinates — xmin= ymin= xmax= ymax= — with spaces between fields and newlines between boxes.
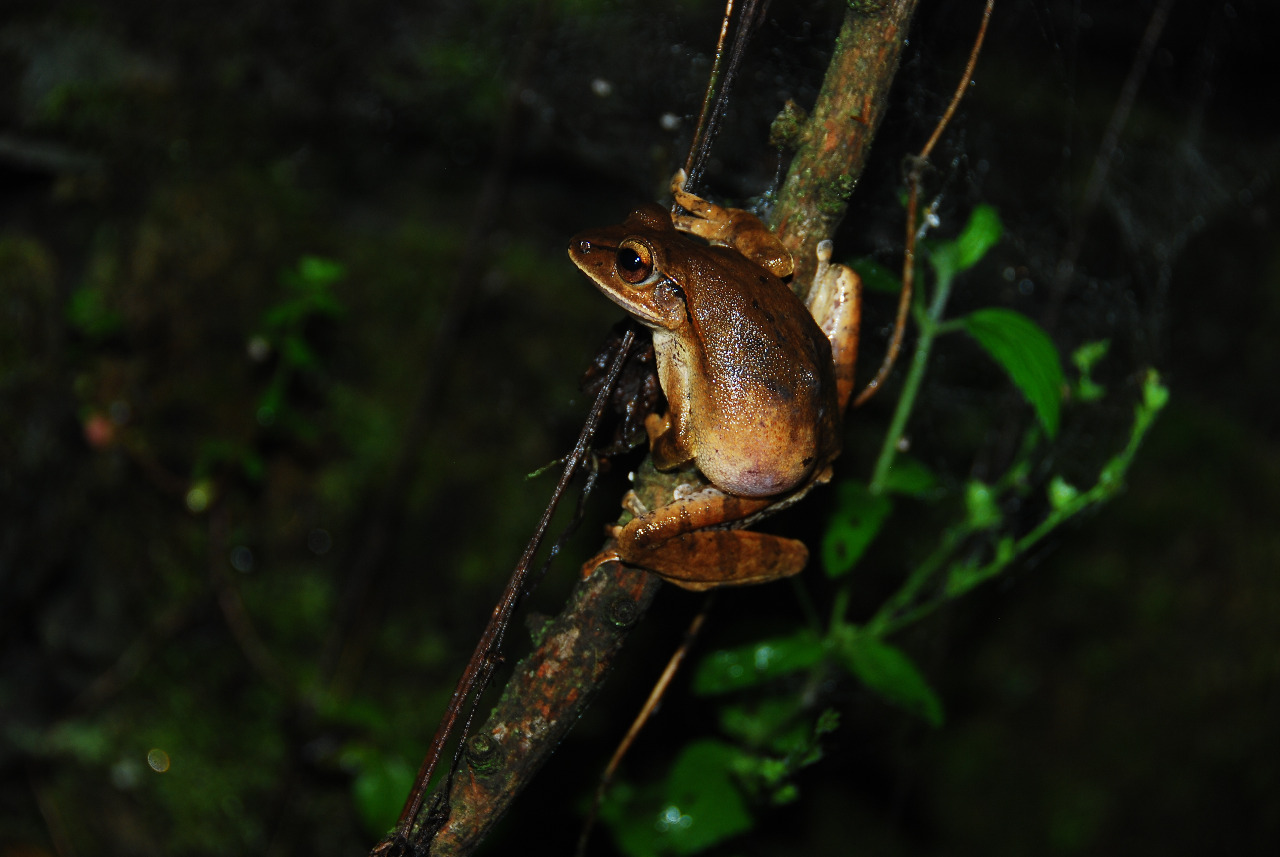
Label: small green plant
xmin=597 ymin=205 xmax=1167 ymax=855
xmin=191 ymin=255 xmax=346 ymax=488
xmin=254 ymin=255 xmax=346 ymax=435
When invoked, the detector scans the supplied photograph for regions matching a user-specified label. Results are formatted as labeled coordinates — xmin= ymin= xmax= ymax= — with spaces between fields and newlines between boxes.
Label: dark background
xmin=1 ymin=1 xmax=1277 ymax=855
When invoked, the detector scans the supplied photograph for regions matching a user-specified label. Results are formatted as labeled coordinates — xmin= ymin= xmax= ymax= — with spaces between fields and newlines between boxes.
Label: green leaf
xmin=822 ymin=482 xmax=893 ymax=578
xmin=1143 ymin=370 xmax=1170 ymax=412
xmin=880 ymin=454 xmax=938 ymax=497
xmin=281 ymin=333 xmax=319 ymax=369
xmin=718 ymin=699 xmax=798 ymax=750
xmin=961 ymin=308 xmax=1065 ymax=438
xmin=1047 ymin=476 xmax=1079 ymax=511
xmin=296 ymin=255 xmax=346 ymax=287
xmin=67 ymin=285 xmax=124 ymax=338
xmin=945 ymin=556 xmax=983 ymax=597
xmin=659 ymin=740 xmax=754 ymax=855
xmin=926 ymin=205 xmax=1004 ymax=280
xmin=836 ymin=635 xmax=943 ymax=726
xmin=1072 ymin=339 xmax=1110 ymax=374
xmin=846 ymin=257 xmax=902 ymax=294
xmin=964 ymin=480 xmax=1002 ymax=529
xmin=40 ymin=720 xmax=113 ymax=764
xmin=954 ymin=204 xmax=1003 ymax=271
xmin=349 ymin=752 xmax=415 ymax=838
xmin=1072 ymin=339 xmax=1110 ymax=402
xmin=1076 ymin=375 xmax=1107 ymax=403
xmin=261 ymin=301 xmax=303 ymax=331
xmin=693 ymin=631 xmax=824 ymax=696
xmin=814 ymin=708 xmax=840 ymax=736
xmin=598 ymin=780 xmax=660 ymax=857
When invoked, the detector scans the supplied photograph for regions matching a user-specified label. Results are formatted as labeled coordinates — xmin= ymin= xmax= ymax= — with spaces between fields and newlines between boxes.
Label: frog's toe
xmin=581 ymin=547 xmax=623 ymax=580
xmin=621 ymin=490 xmax=650 ymax=518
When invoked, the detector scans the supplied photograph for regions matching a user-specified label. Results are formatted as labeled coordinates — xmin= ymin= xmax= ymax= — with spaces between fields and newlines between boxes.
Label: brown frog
xmin=569 ymin=171 xmax=860 ymax=590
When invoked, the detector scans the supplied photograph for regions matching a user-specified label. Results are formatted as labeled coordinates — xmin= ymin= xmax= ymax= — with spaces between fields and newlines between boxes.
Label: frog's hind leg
xmin=808 ymin=239 xmax=862 ymax=412
xmin=579 ymin=488 xmax=777 ymax=586
xmin=622 ymin=487 xmax=773 ymax=549
xmin=625 ymin=529 xmax=809 ymax=591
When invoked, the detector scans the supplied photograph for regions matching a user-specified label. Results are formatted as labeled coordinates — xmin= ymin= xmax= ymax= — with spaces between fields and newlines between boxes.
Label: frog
xmin=568 ymin=170 xmax=861 ymax=591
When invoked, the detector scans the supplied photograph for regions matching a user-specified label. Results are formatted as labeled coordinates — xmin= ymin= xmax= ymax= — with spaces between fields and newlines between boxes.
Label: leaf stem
xmin=869 ymin=270 xmax=956 ymax=494
xmin=874 ymin=370 xmax=1167 ymax=637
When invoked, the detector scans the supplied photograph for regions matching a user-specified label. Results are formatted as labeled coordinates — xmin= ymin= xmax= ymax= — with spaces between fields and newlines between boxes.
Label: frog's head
xmin=569 ymin=203 xmax=691 ymax=332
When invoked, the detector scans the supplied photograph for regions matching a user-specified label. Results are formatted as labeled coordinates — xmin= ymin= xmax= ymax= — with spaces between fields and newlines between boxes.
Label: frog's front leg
xmin=581 ymin=488 xmax=807 ymax=591
xmin=668 ymin=170 xmax=794 ymax=279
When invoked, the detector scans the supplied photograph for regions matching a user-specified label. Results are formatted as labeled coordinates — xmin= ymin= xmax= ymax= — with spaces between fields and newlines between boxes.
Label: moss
xmin=817 ymin=172 xmax=857 ymax=216
xmin=769 ymin=100 xmax=809 ymax=151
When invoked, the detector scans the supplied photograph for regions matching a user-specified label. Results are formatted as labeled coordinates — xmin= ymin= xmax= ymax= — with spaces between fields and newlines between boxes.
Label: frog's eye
xmin=615 ymin=240 xmax=655 ymax=285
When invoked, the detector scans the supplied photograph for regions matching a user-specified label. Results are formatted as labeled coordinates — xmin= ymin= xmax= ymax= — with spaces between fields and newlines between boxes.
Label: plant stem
xmin=869 ymin=270 xmax=956 ymax=494
xmin=873 ymin=370 xmax=1168 ymax=638
xmin=863 ymin=524 xmax=963 ymax=637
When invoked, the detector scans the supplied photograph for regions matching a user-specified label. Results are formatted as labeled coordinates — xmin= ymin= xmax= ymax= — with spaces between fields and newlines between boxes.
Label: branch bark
xmin=379 ymin=3 xmax=919 ymax=854
xmin=774 ymin=0 xmax=918 ymax=290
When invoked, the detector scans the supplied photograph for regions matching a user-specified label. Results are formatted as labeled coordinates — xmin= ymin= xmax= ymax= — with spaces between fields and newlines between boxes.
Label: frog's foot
xmin=580 ymin=545 xmax=623 ymax=580
xmin=644 ymin=411 xmax=694 ymax=472
xmin=620 ymin=490 xmax=649 ymax=519
xmin=668 ymin=170 xmax=794 ymax=279
xmin=619 ymin=529 xmax=809 ymax=591
xmin=807 ymin=239 xmax=861 ymax=412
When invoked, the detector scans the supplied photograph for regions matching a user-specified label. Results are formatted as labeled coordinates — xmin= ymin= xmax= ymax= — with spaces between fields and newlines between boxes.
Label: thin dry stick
xmin=682 ymin=0 xmax=735 ymax=185
xmin=852 ymin=0 xmax=994 ymax=408
xmin=685 ymin=0 xmax=765 ymax=192
xmin=575 ymin=599 xmax=713 ymax=857
xmin=384 ymin=329 xmax=636 ymax=849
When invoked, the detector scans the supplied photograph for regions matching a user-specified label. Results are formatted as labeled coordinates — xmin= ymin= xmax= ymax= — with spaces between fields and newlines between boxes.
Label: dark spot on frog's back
xmin=762 ymin=375 xmax=796 ymax=401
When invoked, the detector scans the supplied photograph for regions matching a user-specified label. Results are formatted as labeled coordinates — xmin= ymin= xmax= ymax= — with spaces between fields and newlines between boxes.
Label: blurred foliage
xmin=1 ymin=1 xmax=1278 ymax=856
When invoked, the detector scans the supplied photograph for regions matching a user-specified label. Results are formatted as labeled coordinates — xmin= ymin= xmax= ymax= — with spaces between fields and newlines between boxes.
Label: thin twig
xmin=853 ymin=0 xmax=993 ymax=408
xmin=575 ymin=598 xmax=713 ymax=857
xmin=386 ymin=329 xmax=636 ymax=848
xmin=682 ymin=0 xmax=735 ymax=187
xmin=683 ymin=1 xmax=769 ymax=194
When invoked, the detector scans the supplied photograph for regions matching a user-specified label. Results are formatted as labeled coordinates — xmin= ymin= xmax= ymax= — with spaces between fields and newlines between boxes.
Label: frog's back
xmin=683 ymin=247 xmax=839 ymax=496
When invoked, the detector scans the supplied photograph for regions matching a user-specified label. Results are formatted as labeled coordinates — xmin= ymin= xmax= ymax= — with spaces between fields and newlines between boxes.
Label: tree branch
xmin=379 ymin=3 xmax=920 ymax=854
xmin=774 ymin=0 xmax=919 ymax=289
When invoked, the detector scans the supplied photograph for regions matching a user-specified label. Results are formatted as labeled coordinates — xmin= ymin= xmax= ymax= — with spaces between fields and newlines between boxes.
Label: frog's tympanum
xmin=570 ymin=171 xmax=861 ymax=590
